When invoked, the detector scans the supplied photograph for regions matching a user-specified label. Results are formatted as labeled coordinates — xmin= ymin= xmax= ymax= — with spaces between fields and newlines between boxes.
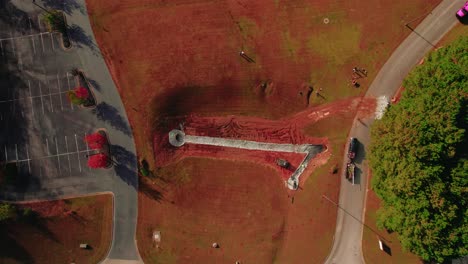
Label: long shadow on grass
xmin=150 ymin=79 xmax=253 ymax=131
xmin=111 ymin=144 xmax=137 ymax=188
xmin=0 ymin=228 xmax=34 ymax=263
xmin=139 ymin=178 xmax=165 ymax=202
xmin=93 ymin=102 xmax=132 ymax=136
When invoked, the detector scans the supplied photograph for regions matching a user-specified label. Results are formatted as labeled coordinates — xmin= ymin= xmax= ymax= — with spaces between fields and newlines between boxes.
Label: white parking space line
xmin=31 ymin=35 xmax=36 ymax=55
xmin=50 ymin=33 xmax=54 ymax=50
xmin=38 ymin=159 xmax=42 ymax=177
xmin=66 ymin=72 xmax=74 ymax=110
xmin=10 ymin=32 xmax=15 ymax=56
xmin=28 ymin=80 xmax=34 ymax=116
xmin=45 ymin=138 xmax=50 ymax=155
xmin=14 ymin=148 xmax=93 ymax=163
xmin=26 ymin=147 xmax=31 ymax=173
xmin=65 ymin=136 xmax=71 ymax=175
xmin=85 ymin=133 xmax=90 ymax=171
xmin=0 ymin=90 xmax=70 ymax=104
xmin=0 ymin=32 xmax=53 ymax=42
xmin=55 ymin=137 xmax=60 ymax=173
xmin=75 ymin=134 xmax=82 ymax=172
xmin=29 ymin=17 xmax=33 ymax=34
xmin=28 ymin=18 xmax=36 ymax=55
xmin=44 ymin=74 xmax=54 ymax=113
xmin=37 ymin=16 xmax=42 ymax=32
xmin=40 ymin=33 xmax=45 ymax=53
xmin=39 ymin=82 xmax=45 ymax=114
xmin=15 ymin=144 xmax=18 ymax=162
xmin=18 ymin=55 xmax=23 ymax=71
xmin=57 ymin=74 xmax=63 ymax=110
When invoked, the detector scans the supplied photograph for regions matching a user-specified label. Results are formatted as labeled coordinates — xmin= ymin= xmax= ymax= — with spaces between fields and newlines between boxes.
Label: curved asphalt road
xmin=325 ymin=1 xmax=463 ymax=263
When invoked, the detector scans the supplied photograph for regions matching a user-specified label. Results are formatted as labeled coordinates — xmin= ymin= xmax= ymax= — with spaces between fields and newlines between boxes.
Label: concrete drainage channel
xmin=168 ymin=129 xmax=325 ymax=190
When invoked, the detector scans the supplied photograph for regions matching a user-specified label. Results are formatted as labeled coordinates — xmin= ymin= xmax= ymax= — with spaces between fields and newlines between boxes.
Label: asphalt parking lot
xmin=0 ymin=5 xmax=113 ymax=198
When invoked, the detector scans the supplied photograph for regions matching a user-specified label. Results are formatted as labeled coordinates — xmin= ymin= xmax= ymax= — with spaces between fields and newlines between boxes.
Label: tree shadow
xmin=111 ymin=144 xmax=137 ymax=188
xmin=0 ymin=1 xmax=38 ymax=34
xmin=41 ymin=0 xmax=85 ymax=15
xmin=139 ymin=177 xmax=165 ymax=202
xmin=93 ymin=102 xmax=132 ymax=136
xmin=28 ymin=215 xmax=61 ymax=243
xmin=87 ymin=78 xmax=101 ymax=91
xmin=68 ymin=24 xmax=99 ymax=54
xmin=0 ymin=227 xmax=34 ymax=263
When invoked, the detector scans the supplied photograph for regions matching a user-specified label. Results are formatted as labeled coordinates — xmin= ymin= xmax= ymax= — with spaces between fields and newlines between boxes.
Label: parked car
xmin=456 ymin=1 xmax=468 ymax=18
xmin=347 ymin=137 xmax=358 ymax=160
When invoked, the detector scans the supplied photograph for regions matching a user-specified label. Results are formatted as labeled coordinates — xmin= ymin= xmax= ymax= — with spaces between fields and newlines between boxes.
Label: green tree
xmin=0 ymin=203 xmax=16 ymax=222
xmin=369 ymin=36 xmax=468 ymax=263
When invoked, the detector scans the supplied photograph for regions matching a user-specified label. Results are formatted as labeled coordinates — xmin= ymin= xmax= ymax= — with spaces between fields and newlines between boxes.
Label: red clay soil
xmin=85 ymin=0 xmax=437 ymax=262
xmin=86 ymin=0 xmax=439 ymax=165
xmin=391 ymin=86 xmax=405 ymax=104
xmin=139 ymin=155 xmax=339 ymax=263
xmin=0 ymin=195 xmax=113 ymax=264
xmin=154 ymin=97 xmax=375 ymax=169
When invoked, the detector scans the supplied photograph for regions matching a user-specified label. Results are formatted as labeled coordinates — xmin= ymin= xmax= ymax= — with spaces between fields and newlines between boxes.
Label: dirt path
xmin=170 ymin=130 xmax=324 ymax=190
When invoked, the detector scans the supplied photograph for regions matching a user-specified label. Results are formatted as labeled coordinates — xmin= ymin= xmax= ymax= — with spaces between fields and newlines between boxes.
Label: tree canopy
xmin=369 ymin=36 xmax=468 ymax=263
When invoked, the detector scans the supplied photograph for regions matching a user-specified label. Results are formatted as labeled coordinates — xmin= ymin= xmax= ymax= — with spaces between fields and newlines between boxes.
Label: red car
xmin=456 ymin=1 xmax=468 ymax=18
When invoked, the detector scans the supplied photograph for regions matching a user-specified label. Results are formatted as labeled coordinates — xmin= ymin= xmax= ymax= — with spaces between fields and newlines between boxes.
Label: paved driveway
xmin=0 ymin=0 xmax=141 ymax=262
xmin=325 ymin=1 xmax=464 ymax=263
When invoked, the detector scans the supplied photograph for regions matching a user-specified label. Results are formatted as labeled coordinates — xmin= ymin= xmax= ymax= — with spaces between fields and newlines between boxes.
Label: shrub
xmin=87 ymin=153 xmax=109 ymax=169
xmin=85 ymin=132 xmax=107 ymax=150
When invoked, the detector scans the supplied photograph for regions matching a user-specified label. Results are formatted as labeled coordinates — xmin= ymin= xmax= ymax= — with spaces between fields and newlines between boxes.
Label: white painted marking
xmin=29 ymin=17 xmax=33 ymax=34
xmin=10 ymin=32 xmax=15 ymax=56
xmin=66 ymin=72 xmax=74 ymax=110
xmin=39 ymin=82 xmax=45 ymax=114
xmin=50 ymin=33 xmax=55 ymax=50
xmin=40 ymin=33 xmax=45 ymax=53
xmin=37 ymin=15 xmax=43 ymax=32
xmin=0 ymin=32 xmax=52 ymax=42
xmin=28 ymin=80 xmax=34 ymax=116
xmin=46 ymin=76 xmax=54 ymax=113
xmin=55 ymin=137 xmax=61 ymax=173
xmin=57 ymin=74 xmax=63 ymax=110
xmin=18 ymin=56 xmax=23 ymax=71
xmin=31 ymin=35 xmax=36 ymax=54
xmin=38 ymin=159 xmax=42 ymax=177
xmin=26 ymin=148 xmax=31 ymax=173
xmin=0 ymin=90 xmax=71 ymax=104
xmin=84 ymin=133 xmax=90 ymax=151
xmin=45 ymin=138 xmax=50 ymax=155
xmin=75 ymin=134 xmax=82 ymax=172
xmin=85 ymin=133 xmax=90 ymax=171
xmin=13 ymin=148 xmax=93 ymax=163
xmin=65 ymin=136 xmax=71 ymax=175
